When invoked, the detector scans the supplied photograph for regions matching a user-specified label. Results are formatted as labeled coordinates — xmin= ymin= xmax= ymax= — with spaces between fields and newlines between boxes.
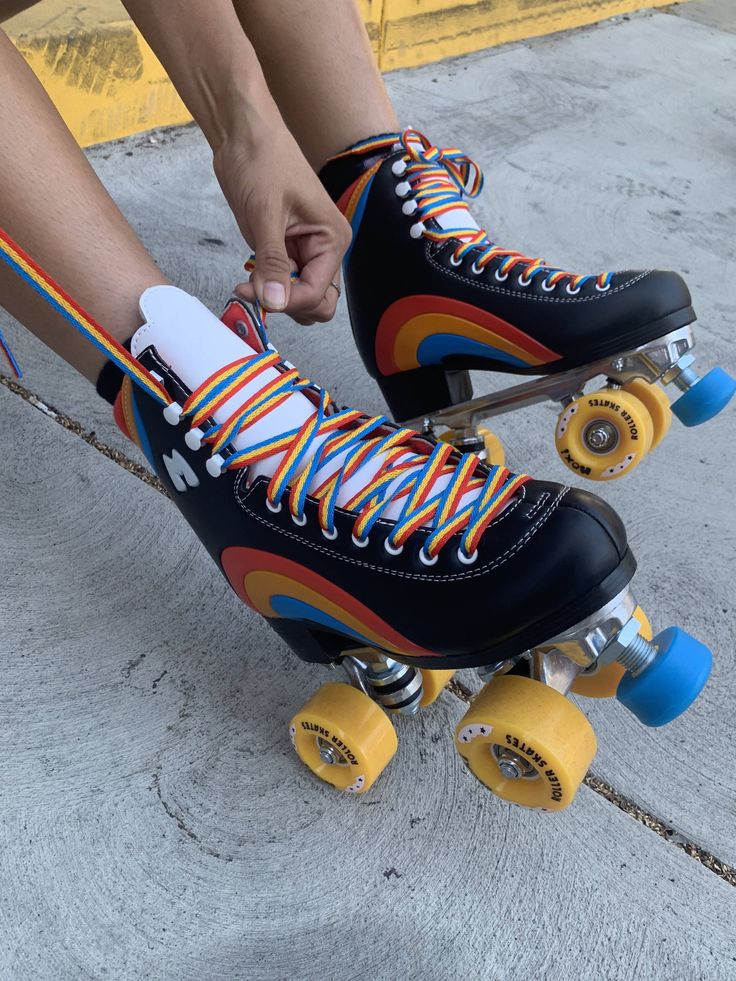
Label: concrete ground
xmin=1 ymin=4 xmax=735 ymax=978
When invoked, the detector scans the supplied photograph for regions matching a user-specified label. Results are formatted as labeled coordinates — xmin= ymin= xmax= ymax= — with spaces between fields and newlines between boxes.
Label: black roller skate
xmin=0 ymin=229 xmax=712 ymax=810
xmin=320 ymin=130 xmax=735 ymax=480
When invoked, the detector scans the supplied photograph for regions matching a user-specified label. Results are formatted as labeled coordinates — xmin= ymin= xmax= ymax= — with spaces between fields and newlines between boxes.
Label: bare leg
xmin=0 ymin=29 xmax=167 ymax=383
xmin=233 ymin=0 xmax=399 ymax=170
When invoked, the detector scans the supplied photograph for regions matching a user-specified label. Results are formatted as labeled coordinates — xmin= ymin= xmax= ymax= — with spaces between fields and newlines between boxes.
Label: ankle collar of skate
xmin=387 ymin=129 xmax=614 ymax=293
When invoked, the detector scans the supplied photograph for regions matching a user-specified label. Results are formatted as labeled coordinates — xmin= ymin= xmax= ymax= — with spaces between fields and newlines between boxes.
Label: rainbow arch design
xmin=375 ymin=295 xmax=561 ymax=375
xmin=221 ymin=547 xmax=437 ymax=659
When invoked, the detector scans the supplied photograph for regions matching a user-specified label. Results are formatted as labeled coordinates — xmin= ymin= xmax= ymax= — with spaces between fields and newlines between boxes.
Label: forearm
xmin=122 ymin=0 xmax=279 ymax=151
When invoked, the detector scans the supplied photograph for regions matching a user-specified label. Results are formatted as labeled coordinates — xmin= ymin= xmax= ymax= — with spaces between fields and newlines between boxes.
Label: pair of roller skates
xmin=1 ymin=125 xmax=731 ymax=811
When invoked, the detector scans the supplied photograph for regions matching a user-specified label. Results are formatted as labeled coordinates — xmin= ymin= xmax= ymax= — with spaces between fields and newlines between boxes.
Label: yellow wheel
xmin=571 ymin=606 xmax=653 ymax=698
xmin=290 ymin=683 xmax=397 ymax=794
xmin=477 ymin=427 xmax=505 ymax=468
xmin=621 ymin=378 xmax=672 ymax=452
xmin=439 ymin=427 xmax=505 ymax=467
xmin=555 ymin=388 xmax=654 ymax=480
xmin=419 ymin=668 xmax=456 ymax=707
xmin=454 ymin=675 xmax=596 ymax=811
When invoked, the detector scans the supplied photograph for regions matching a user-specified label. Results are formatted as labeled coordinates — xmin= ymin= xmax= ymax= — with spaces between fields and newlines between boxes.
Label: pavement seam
xmin=0 ymin=373 xmax=165 ymax=494
xmin=4 ymin=371 xmax=735 ymax=888
xmin=446 ymin=678 xmax=736 ymax=886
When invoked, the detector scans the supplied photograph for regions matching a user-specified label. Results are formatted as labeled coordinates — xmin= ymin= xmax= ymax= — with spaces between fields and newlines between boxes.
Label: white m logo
xmin=162 ymin=449 xmax=200 ymax=493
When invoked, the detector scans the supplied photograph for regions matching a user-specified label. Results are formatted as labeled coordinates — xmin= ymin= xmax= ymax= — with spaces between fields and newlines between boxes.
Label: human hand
xmin=213 ymin=120 xmax=351 ymax=325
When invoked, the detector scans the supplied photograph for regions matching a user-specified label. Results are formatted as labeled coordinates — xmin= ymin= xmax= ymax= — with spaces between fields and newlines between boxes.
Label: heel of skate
xmin=377 ymin=364 xmax=472 ymax=425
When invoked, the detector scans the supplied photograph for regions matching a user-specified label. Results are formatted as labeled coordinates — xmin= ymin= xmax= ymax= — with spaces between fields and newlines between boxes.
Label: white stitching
xmin=232 ymin=481 xmax=569 ymax=582
xmin=427 ymin=243 xmax=651 ymax=304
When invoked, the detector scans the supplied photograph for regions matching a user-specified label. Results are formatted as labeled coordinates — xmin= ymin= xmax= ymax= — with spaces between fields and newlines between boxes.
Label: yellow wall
xmin=4 ymin=0 xmax=685 ymax=146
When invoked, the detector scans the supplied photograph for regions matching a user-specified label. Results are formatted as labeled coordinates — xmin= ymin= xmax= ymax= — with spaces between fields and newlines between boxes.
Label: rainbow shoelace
xmin=0 ymin=225 xmax=529 ymax=561
xmin=341 ymin=129 xmax=614 ymax=293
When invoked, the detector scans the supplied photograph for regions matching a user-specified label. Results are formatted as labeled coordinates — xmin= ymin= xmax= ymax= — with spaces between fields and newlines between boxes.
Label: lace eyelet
xmin=322 ymin=526 xmax=338 ymax=540
xmin=541 ymin=279 xmax=556 ymax=292
xmin=449 ymin=253 xmax=463 ymax=268
xmin=384 ymin=537 xmax=404 ymax=556
xmin=402 ymin=199 xmax=418 ymax=216
xmin=206 ymin=454 xmax=225 ymax=478
xmin=517 ymin=275 xmax=532 ymax=288
xmin=395 ymin=181 xmax=412 ymax=198
xmin=457 ymin=548 xmax=479 ymax=565
xmin=566 ymin=283 xmax=582 ymax=295
xmin=392 ymin=159 xmax=408 ymax=176
xmin=409 ymin=222 xmax=426 ymax=240
xmin=595 ymin=282 xmax=611 ymax=293
xmin=163 ymin=401 xmax=183 ymax=426
xmin=494 ymin=268 xmax=509 ymax=283
xmin=291 ymin=512 xmax=307 ymax=527
xmin=419 ymin=548 xmax=439 ymax=566
xmin=471 ymin=260 xmax=484 ymax=276
xmin=266 ymin=499 xmax=283 ymax=514
xmin=185 ymin=427 xmax=204 ymax=451
xmin=352 ymin=533 xmax=369 ymax=548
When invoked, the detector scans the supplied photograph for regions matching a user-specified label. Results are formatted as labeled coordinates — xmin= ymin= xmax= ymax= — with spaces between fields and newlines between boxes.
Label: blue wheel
xmin=671 ymin=366 xmax=736 ymax=427
xmin=616 ymin=627 xmax=712 ymax=727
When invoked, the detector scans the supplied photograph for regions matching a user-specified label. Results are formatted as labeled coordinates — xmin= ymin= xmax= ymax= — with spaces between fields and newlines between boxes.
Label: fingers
xmin=235 ymin=276 xmax=339 ymax=326
xmin=247 ymin=211 xmax=291 ymax=313
xmin=291 ymin=285 xmax=339 ymax=326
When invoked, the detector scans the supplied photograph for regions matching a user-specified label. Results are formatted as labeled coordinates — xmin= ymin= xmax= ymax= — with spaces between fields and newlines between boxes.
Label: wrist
xmin=196 ymin=66 xmax=280 ymax=153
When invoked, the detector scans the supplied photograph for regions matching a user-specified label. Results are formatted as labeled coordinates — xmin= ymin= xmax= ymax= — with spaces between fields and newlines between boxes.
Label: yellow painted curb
xmin=380 ymin=0 xmax=681 ymax=70
xmin=4 ymin=0 xmax=687 ymax=147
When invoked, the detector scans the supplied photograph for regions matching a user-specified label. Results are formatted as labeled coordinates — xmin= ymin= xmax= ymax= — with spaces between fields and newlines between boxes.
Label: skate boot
xmin=320 ymin=129 xmax=736 ymax=480
xmin=0 ymin=228 xmax=712 ymax=811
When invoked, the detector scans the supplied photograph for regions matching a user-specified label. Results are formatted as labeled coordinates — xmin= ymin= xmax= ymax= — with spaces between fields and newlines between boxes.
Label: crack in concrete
xmin=1 ymin=373 xmax=166 ymax=494
xmin=444 ymin=677 xmax=736 ymax=887
xmin=4 ymin=371 xmax=735 ymax=886
xmin=151 ymin=771 xmax=232 ymax=863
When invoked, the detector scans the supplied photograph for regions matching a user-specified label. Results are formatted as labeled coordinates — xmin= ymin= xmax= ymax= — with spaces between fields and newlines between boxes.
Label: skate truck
xmin=0 ymin=228 xmax=714 ymax=812
xmin=324 ymin=129 xmax=736 ymax=479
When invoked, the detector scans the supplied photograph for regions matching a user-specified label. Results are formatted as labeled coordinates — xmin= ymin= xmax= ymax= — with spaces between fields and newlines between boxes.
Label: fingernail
xmin=263 ymin=281 xmax=286 ymax=310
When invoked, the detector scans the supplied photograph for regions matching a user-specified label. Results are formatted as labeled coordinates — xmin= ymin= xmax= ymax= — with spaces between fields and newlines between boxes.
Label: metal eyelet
xmin=471 ymin=260 xmax=484 ymax=275
xmin=395 ymin=181 xmax=412 ymax=198
xmin=566 ymin=283 xmax=582 ymax=295
xmin=402 ymin=199 xmax=418 ymax=216
xmin=595 ymin=282 xmax=611 ymax=292
xmin=384 ymin=537 xmax=404 ymax=556
xmin=266 ymin=499 xmax=283 ymax=514
xmin=449 ymin=253 xmax=463 ymax=268
xmin=541 ymin=279 xmax=556 ymax=292
xmin=517 ymin=275 xmax=533 ymax=288
xmin=494 ymin=268 xmax=509 ymax=282
xmin=291 ymin=512 xmax=307 ymax=527
xmin=351 ymin=533 xmax=369 ymax=548
xmin=392 ymin=159 xmax=408 ymax=176
xmin=457 ymin=548 xmax=479 ymax=565
xmin=322 ymin=526 xmax=338 ymax=540
xmin=419 ymin=548 xmax=439 ymax=566
xmin=409 ymin=222 xmax=427 ymax=239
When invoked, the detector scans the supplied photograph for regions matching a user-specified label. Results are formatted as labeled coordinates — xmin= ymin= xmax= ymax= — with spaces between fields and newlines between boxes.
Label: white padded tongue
xmin=132 ymin=286 xmax=313 ymax=484
xmin=131 ymin=286 xmax=485 ymax=522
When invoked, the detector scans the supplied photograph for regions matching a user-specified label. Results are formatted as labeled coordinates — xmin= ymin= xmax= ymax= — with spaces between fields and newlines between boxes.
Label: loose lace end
xmin=0 ymin=328 xmax=22 ymax=379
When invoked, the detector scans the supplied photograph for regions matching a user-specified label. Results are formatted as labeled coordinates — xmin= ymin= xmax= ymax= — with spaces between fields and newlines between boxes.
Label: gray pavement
xmin=1 ymin=5 xmax=735 ymax=979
